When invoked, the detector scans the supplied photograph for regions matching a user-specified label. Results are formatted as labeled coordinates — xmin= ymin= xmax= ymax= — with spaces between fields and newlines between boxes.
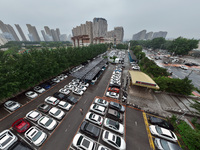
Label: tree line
xmin=0 ymin=44 xmax=108 ymax=102
xmin=130 ymin=37 xmax=199 ymax=55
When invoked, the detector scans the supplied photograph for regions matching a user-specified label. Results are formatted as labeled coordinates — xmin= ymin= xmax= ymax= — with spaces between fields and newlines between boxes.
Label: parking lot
xmin=0 ymin=51 xmax=182 ymax=150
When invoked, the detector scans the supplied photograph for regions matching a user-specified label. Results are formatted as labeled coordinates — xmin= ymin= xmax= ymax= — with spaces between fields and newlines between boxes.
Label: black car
xmin=109 ymin=84 xmax=121 ymax=89
xmin=66 ymin=96 xmax=78 ymax=104
xmin=37 ymin=103 xmax=51 ymax=113
xmin=148 ymin=116 xmax=174 ymax=131
xmin=109 ymin=102 xmax=125 ymax=113
xmin=8 ymin=141 xmax=33 ymax=150
xmin=53 ymin=92 xmax=68 ymax=100
xmin=40 ymin=82 xmax=51 ymax=90
xmin=47 ymin=80 xmax=57 ymax=86
xmin=80 ymin=121 xmax=100 ymax=138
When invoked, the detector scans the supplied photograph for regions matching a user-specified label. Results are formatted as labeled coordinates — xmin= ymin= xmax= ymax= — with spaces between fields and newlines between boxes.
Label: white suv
xmin=90 ymin=104 xmax=106 ymax=116
xmin=0 ymin=130 xmax=18 ymax=150
xmin=45 ymin=96 xmax=59 ymax=106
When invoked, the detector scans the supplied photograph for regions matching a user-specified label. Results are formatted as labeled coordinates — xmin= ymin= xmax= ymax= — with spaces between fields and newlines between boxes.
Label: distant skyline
xmin=0 ymin=0 xmax=200 ymax=40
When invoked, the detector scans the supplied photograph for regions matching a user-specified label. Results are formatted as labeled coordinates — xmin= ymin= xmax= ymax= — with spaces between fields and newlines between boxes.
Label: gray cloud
xmin=1 ymin=0 xmax=200 ymax=40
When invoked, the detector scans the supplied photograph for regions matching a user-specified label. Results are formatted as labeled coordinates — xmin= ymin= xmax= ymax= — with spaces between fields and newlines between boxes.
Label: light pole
xmin=176 ymin=109 xmax=187 ymax=123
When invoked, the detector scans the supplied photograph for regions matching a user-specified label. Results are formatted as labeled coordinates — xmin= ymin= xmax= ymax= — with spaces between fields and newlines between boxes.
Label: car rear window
xmin=82 ymin=139 xmax=90 ymax=148
xmin=105 ymin=131 xmax=109 ymax=139
xmin=0 ymin=135 xmax=12 ymax=147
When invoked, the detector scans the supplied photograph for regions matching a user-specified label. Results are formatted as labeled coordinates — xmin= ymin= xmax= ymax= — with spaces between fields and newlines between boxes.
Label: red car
xmin=108 ymin=87 xmax=120 ymax=93
xmin=12 ymin=118 xmax=30 ymax=133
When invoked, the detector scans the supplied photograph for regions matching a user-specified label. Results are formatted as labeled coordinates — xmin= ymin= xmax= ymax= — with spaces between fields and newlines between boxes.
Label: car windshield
xmin=108 ymin=119 xmax=119 ymax=129
xmin=55 ymin=110 xmax=61 ymax=116
xmin=45 ymin=119 xmax=53 ymax=126
xmin=58 ymin=94 xmax=65 ymax=99
xmin=116 ymin=136 xmax=121 ymax=147
xmin=77 ymin=135 xmax=83 ymax=146
xmin=98 ymin=99 xmax=103 ymax=103
xmin=160 ymin=140 xmax=170 ymax=150
xmin=32 ymin=131 xmax=42 ymax=142
xmin=63 ymin=103 xmax=68 ymax=107
xmin=7 ymin=101 xmax=16 ymax=107
xmin=155 ymin=126 xmax=162 ymax=134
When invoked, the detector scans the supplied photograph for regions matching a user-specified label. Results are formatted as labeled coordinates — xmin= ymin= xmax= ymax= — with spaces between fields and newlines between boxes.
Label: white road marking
xmin=84 ymin=99 xmax=88 ymax=104
xmin=135 ymin=121 xmax=137 ymax=126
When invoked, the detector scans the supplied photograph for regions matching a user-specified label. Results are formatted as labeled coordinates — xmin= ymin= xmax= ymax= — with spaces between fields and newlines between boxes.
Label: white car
xmin=58 ymin=101 xmax=72 ymax=111
xmin=57 ymin=75 xmax=64 ymax=81
xmin=132 ymin=66 xmax=140 ymax=70
xmin=45 ymin=96 xmax=60 ymax=106
xmin=94 ymin=98 xmax=108 ymax=107
xmin=0 ymin=130 xmax=18 ymax=150
xmin=98 ymin=145 xmax=110 ymax=150
xmin=38 ymin=116 xmax=57 ymax=130
xmin=4 ymin=100 xmax=21 ymax=112
xmin=34 ymin=86 xmax=45 ymax=93
xmin=102 ymin=130 xmax=126 ymax=150
xmin=25 ymin=91 xmax=38 ymax=99
xmin=110 ymin=80 xmax=121 ymax=86
xmin=72 ymin=88 xmax=84 ymax=96
xmin=52 ymin=77 xmax=60 ymax=83
xmin=73 ymin=133 xmax=96 ymax=150
xmin=64 ymin=84 xmax=75 ymax=91
xmin=77 ymin=85 xmax=87 ymax=91
xmin=180 ymin=65 xmax=188 ymax=70
xmin=79 ymin=82 xmax=89 ymax=87
xmin=26 ymin=110 xmax=42 ymax=122
xmin=25 ymin=126 xmax=47 ymax=146
xmin=59 ymin=88 xmax=70 ymax=95
xmin=72 ymin=79 xmax=80 ymax=83
xmin=149 ymin=125 xmax=178 ymax=142
xmin=106 ymin=92 xmax=119 ymax=99
xmin=104 ymin=118 xmax=124 ymax=134
xmin=49 ymin=107 xmax=65 ymax=120
xmin=85 ymin=112 xmax=103 ymax=126
xmin=59 ymin=74 xmax=68 ymax=79
xmin=90 ymin=104 xmax=106 ymax=116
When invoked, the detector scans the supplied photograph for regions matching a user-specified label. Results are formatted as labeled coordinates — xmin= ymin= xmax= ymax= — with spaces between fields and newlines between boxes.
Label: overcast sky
xmin=1 ymin=0 xmax=200 ymax=40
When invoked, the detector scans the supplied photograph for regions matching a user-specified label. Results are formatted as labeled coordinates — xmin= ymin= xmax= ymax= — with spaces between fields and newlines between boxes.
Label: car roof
xmin=28 ymin=111 xmax=39 ymax=118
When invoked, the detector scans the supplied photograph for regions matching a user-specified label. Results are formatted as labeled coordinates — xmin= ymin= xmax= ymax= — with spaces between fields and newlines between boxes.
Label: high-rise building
xmin=0 ymin=20 xmax=20 ymax=41
xmin=51 ymin=29 xmax=60 ymax=41
xmin=26 ymin=24 xmax=41 ymax=41
xmin=56 ymin=28 xmax=61 ymax=41
xmin=93 ymin=18 xmax=107 ymax=38
xmin=114 ymin=27 xmax=124 ymax=43
xmin=0 ymin=34 xmax=8 ymax=46
xmin=145 ymin=32 xmax=153 ymax=40
xmin=132 ymin=30 xmax=147 ymax=41
xmin=60 ymin=34 xmax=68 ymax=41
xmin=44 ymin=26 xmax=52 ymax=36
xmin=15 ymin=24 xmax=27 ymax=41
xmin=152 ymin=31 xmax=167 ymax=39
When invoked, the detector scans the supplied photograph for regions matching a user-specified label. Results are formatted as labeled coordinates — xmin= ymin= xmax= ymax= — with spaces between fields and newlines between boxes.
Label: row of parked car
xmin=0 ymin=74 xmax=85 ymax=150
xmin=72 ymin=98 xmax=126 ymax=150
xmin=106 ymin=66 xmax=123 ymax=99
xmin=148 ymin=115 xmax=182 ymax=150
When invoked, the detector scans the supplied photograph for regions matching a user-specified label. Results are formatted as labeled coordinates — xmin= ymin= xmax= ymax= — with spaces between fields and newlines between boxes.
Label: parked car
xmin=37 ymin=116 xmax=57 ymax=130
xmin=102 ymin=130 xmax=126 ymax=150
xmin=72 ymin=88 xmax=84 ymax=96
xmin=90 ymin=104 xmax=106 ymax=116
xmin=57 ymin=75 xmax=64 ymax=81
xmin=59 ymin=88 xmax=70 ymax=95
xmin=58 ymin=101 xmax=72 ymax=111
xmin=94 ymin=98 xmax=108 ymax=107
xmin=40 ymin=82 xmax=51 ymax=90
xmin=106 ymin=108 xmax=123 ymax=123
xmin=4 ymin=100 xmax=21 ymax=112
xmin=106 ymin=92 xmax=119 ymax=99
xmin=25 ymin=126 xmax=47 ymax=146
xmin=8 ymin=141 xmax=33 ymax=150
xmin=85 ymin=112 xmax=103 ymax=126
xmin=53 ymin=92 xmax=68 ymax=100
xmin=132 ymin=65 xmax=140 ymax=70
xmin=77 ymin=85 xmax=87 ymax=91
xmin=73 ymin=133 xmax=96 ymax=150
xmin=98 ymin=145 xmax=110 ymax=150
xmin=104 ymin=118 xmax=124 ymax=134
xmin=154 ymin=138 xmax=182 ymax=150
xmin=64 ymin=84 xmax=75 ymax=91
xmin=79 ymin=82 xmax=89 ymax=87
xmin=45 ymin=96 xmax=60 ymax=106
xmin=109 ymin=80 xmax=121 ymax=86
xmin=66 ymin=96 xmax=78 ymax=104
xmin=107 ymin=87 xmax=120 ymax=93
xmin=0 ymin=130 xmax=18 ymax=150
xmin=149 ymin=125 xmax=178 ymax=142
xmin=80 ymin=121 xmax=101 ymax=138
xmin=25 ymin=91 xmax=38 ymax=99
xmin=51 ymin=77 xmax=60 ymax=83
xmin=33 ymin=86 xmax=45 ymax=93
xmin=12 ymin=118 xmax=30 ymax=133
xmin=26 ymin=110 xmax=42 ymax=122
xmin=49 ymin=107 xmax=65 ymax=120
xmin=37 ymin=103 xmax=51 ymax=113
xmin=148 ymin=116 xmax=174 ymax=131
xmin=109 ymin=84 xmax=121 ymax=89
xmin=109 ymin=102 xmax=125 ymax=113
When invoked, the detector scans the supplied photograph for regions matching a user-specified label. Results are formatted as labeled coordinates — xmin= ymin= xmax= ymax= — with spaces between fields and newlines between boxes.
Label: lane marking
xmin=135 ymin=121 xmax=137 ymax=126
xmin=143 ymin=112 xmax=155 ymax=150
